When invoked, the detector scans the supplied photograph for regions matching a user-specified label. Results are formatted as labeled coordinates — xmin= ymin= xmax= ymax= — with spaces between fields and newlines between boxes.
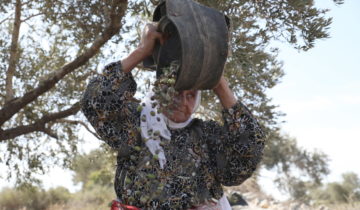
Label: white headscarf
xmin=140 ymin=90 xmax=201 ymax=169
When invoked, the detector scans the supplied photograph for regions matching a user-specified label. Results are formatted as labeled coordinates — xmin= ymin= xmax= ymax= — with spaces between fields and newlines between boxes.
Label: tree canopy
xmin=0 ymin=0 xmax=343 ymax=193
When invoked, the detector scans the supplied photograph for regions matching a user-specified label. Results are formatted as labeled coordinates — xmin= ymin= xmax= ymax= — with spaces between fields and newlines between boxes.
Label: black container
xmin=143 ymin=0 xmax=229 ymax=91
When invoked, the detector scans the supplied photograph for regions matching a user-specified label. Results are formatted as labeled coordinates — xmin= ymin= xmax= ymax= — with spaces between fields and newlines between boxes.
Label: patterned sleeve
xmin=205 ymin=101 xmax=265 ymax=186
xmin=80 ymin=61 xmax=139 ymax=149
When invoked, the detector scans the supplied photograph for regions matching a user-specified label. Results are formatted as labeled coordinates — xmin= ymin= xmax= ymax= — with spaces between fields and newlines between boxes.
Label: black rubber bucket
xmin=143 ymin=0 xmax=230 ymax=91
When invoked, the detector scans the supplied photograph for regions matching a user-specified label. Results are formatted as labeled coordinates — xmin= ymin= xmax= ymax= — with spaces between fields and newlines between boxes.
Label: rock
xmin=228 ymin=192 xmax=248 ymax=206
xmin=259 ymin=199 xmax=270 ymax=208
xmin=317 ymin=205 xmax=329 ymax=210
xmin=251 ymin=198 xmax=261 ymax=206
xmin=289 ymin=202 xmax=299 ymax=210
xmin=232 ymin=205 xmax=248 ymax=210
xmin=302 ymin=203 xmax=312 ymax=210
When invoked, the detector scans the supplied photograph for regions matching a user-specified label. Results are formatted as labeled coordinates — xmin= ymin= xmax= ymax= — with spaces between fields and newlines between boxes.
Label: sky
xmin=259 ymin=0 xmax=360 ymax=198
xmin=1 ymin=0 xmax=360 ymax=201
xmin=270 ymin=0 xmax=360 ymax=180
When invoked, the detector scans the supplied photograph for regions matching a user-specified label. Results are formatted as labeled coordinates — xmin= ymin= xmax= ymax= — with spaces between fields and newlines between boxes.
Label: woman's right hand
xmin=138 ymin=23 xmax=165 ymax=57
xmin=122 ymin=23 xmax=165 ymax=73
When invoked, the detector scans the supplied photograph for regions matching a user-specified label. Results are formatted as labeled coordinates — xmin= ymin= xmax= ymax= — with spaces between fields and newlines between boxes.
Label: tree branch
xmin=0 ymin=1 xmax=128 ymax=127
xmin=21 ymin=0 xmax=33 ymax=6
xmin=0 ymin=102 xmax=80 ymax=141
xmin=5 ymin=0 xmax=22 ymax=102
xmin=56 ymin=119 xmax=101 ymax=140
xmin=0 ymin=13 xmax=13 ymax=25
xmin=21 ymin=12 xmax=44 ymax=23
xmin=41 ymin=127 xmax=59 ymax=139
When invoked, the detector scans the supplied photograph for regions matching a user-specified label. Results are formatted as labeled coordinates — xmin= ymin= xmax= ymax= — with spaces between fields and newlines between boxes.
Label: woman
xmin=81 ymin=23 xmax=265 ymax=210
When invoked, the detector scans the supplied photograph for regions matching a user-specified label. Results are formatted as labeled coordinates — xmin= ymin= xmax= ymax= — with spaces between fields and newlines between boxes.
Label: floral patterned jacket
xmin=81 ymin=61 xmax=265 ymax=209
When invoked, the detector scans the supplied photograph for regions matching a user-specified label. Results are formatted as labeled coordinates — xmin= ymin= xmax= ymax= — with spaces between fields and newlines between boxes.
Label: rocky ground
xmin=224 ymin=178 xmax=359 ymax=210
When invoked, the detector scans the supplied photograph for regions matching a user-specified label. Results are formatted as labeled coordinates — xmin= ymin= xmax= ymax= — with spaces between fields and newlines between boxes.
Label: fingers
xmin=138 ymin=23 xmax=167 ymax=57
xmin=154 ymin=31 xmax=165 ymax=45
xmin=144 ymin=23 xmax=166 ymax=45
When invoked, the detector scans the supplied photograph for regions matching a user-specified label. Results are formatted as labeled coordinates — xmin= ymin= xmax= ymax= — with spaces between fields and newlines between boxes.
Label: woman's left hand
xmin=213 ymin=76 xmax=237 ymax=109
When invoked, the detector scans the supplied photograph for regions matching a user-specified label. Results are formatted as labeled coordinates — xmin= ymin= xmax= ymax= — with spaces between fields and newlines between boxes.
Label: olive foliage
xmin=0 ymin=0 xmax=342 ymax=191
xmin=0 ymin=0 xmax=129 ymax=183
xmin=284 ymin=172 xmax=360 ymax=204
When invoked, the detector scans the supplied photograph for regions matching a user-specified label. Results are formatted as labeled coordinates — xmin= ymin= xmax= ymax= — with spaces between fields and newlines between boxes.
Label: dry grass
xmin=319 ymin=202 xmax=360 ymax=210
xmin=46 ymin=201 xmax=110 ymax=210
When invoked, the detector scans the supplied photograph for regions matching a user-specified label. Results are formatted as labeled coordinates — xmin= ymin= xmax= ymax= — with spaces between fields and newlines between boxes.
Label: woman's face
xmin=164 ymin=90 xmax=197 ymax=123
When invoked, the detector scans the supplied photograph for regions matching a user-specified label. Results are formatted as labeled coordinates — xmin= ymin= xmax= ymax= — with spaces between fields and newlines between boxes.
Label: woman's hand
xmin=122 ymin=23 xmax=165 ymax=73
xmin=213 ymin=76 xmax=237 ymax=109
xmin=138 ymin=23 xmax=165 ymax=57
